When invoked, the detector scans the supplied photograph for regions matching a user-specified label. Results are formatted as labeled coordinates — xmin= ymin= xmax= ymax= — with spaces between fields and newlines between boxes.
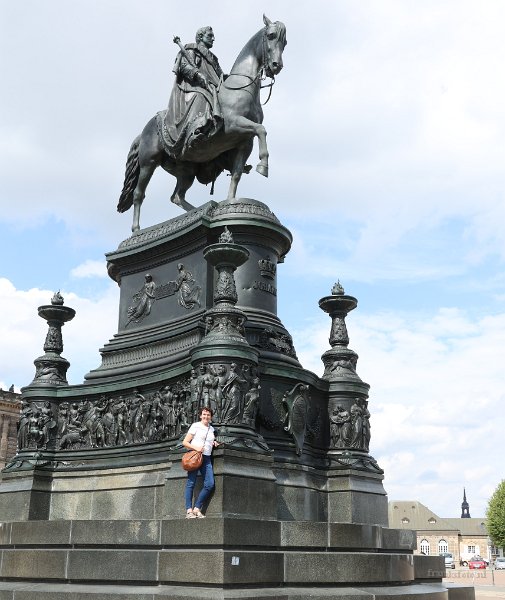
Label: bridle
xmin=222 ymin=26 xmax=278 ymax=105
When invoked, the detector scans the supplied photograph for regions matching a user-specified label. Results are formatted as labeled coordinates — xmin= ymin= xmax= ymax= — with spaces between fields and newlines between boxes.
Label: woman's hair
xmin=199 ymin=406 xmax=213 ymax=418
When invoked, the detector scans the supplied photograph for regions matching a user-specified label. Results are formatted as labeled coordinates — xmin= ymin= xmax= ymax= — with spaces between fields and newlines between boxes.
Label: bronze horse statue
xmin=117 ymin=16 xmax=287 ymax=232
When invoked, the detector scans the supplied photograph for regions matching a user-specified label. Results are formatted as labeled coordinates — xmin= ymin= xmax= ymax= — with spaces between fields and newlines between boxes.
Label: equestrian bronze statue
xmin=117 ymin=15 xmax=287 ymax=232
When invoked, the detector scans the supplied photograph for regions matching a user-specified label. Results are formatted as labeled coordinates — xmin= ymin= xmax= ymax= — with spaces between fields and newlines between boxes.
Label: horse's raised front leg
xmin=231 ymin=116 xmax=269 ymax=178
xmin=132 ymin=163 xmax=156 ymax=232
xmin=227 ymin=140 xmax=254 ymax=200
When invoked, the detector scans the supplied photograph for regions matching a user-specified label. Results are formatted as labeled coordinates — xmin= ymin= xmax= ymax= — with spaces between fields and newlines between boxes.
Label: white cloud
xmin=3 ymin=0 xmax=505 ymax=252
xmin=70 ymin=259 xmax=108 ymax=279
xmin=0 ymin=278 xmax=118 ymax=387
xmin=292 ymin=305 xmax=505 ymax=517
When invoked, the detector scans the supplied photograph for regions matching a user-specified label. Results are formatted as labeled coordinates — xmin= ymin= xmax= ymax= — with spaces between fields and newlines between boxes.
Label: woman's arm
xmin=183 ymin=432 xmax=203 ymax=452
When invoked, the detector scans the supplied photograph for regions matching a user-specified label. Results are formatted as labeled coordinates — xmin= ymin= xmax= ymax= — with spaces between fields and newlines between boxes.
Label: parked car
xmin=439 ymin=553 xmax=455 ymax=569
xmin=495 ymin=557 xmax=505 ymax=570
xmin=469 ymin=557 xmax=487 ymax=570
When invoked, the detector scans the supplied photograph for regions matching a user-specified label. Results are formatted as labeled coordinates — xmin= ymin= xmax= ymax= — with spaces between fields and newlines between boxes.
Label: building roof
xmin=0 ymin=389 xmax=20 ymax=404
xmin=389 ymin=501 xmax=487 ymax=537
xmin=389 ymin=501 xmax=458 ymax=531
xmin=0 ymin=389 xmax=21 ymax=417
xmin=445 ymin=518 xmax=487 ymax=537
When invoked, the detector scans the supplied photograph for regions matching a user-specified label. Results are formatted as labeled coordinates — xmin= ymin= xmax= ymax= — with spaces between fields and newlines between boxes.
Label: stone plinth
xmin=1 ymin=198 xmax=474 ymax=600
xmin=0 ymin=515 xmax=470 ymax=600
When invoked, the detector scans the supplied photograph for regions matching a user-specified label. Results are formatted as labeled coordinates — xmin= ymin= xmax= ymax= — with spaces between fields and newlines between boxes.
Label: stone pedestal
xmin=0 ymin=515 xmax=473 ymax=600
xmin=0 ymin=198 xmax=473 ymax=600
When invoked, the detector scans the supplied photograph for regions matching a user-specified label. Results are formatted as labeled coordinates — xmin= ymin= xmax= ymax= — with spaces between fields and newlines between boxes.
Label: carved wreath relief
xmin=126 ymin=265 xmax=201 ymax=326
xmin=255 ymin=327 xmax=297 ymax=358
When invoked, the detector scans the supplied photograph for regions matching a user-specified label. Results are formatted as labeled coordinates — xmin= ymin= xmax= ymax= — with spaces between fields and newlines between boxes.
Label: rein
xmin=223 ymin=72 xmax=276 ymax=105
xmin=221 ymin=26 xmax=277 ymax=105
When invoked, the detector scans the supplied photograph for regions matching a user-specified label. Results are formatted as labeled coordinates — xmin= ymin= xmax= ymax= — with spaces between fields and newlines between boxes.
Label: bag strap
xmin=193 ymin=423 xmax=210 ymax=453
xmin=202 ymin=425 xmax=211 ymax=447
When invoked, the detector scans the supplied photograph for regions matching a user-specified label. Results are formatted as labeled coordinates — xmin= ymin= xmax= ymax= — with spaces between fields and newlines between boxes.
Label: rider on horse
xmin=119 ymin=16 xmax=286 ymax=232
xmin=162 ymin=26 xmax=224 ymax=160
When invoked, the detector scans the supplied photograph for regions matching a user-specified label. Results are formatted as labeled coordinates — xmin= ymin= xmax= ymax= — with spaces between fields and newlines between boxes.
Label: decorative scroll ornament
xmin=331 ymin=450 xmax=383 ymax=474
xmin=283 ymin=383 xmax=310 ymax=456
xmin=209 ymin=200 xmax=280 ymax=224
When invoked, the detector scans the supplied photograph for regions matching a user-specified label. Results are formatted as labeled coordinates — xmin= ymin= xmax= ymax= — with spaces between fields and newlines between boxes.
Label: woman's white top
xmin=187 ymin=422 xmax=215 ymax=456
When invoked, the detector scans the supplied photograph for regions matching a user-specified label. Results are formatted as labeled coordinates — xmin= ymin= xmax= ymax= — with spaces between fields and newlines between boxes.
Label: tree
xmin=486 ymin=480 xmax=505 ymax=549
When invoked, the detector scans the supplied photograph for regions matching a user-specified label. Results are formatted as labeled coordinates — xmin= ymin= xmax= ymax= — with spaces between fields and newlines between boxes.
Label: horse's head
xmin=262 ymin=15 xmax=287 ymax=78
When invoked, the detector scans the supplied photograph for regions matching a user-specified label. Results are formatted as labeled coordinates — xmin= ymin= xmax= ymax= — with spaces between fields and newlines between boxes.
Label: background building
xmin=0 ymin=388 xmax=21 ymax=470
xmin=389 ymin=493 xmax=495 ymax=564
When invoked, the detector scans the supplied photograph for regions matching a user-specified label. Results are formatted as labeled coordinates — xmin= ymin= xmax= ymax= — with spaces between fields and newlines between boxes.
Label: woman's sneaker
xmin=193 ymin=508 xmax=205 ymax=519
xmin=186 ymin=510 xmax=196 ymax=519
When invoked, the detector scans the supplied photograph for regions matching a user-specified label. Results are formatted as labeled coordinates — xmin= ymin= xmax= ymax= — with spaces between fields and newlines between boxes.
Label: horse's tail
xmin=117 ymin=136 xmax=141 ymax=213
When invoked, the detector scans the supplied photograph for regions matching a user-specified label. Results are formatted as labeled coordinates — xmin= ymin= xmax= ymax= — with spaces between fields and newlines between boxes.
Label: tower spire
xmin=461 ymin=487 xmax=471 ymax=518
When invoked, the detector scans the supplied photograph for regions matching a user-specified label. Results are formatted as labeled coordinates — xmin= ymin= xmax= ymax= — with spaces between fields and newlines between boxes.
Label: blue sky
xmin=1 ymin=0 xmax=504 ymax=520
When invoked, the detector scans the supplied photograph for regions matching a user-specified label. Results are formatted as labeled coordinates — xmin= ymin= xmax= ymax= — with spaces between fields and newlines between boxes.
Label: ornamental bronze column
xmin=30 ymin=292 xmax=76 ymax=387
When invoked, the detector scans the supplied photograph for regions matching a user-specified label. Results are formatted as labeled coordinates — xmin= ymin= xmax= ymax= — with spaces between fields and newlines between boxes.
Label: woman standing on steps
xmin=182 ymin=406 xmax=219 ymax=518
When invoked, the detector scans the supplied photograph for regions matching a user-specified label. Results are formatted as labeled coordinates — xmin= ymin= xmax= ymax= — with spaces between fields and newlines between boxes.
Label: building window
xmin=428 ymin=517 xmax=436 ymax=524
xmin=438 ymin=539 xmax=448 ymax=554
xmin=402 ymin=517 xmax=410 ymax=524
xmin=468 ymin=545 xmax=476 ymax=555
xmin=420 ymin=539 xmax=430 ymax=555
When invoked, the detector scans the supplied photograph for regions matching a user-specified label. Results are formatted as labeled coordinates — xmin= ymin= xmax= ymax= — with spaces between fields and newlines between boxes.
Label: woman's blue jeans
xmin=185 ymin=455 xmax=215 ymax=510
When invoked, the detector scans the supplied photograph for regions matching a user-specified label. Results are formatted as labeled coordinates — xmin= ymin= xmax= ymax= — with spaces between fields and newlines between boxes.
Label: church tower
xmin=461 ymin=487 xmax=471 ymax=518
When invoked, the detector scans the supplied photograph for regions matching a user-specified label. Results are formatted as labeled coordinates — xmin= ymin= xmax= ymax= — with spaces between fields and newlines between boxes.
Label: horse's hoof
xmin=256 ymin=163 xmax=269 ymax=178
xmin=171 ymin=195 xmax=195 ymax=212
xmin=181 ymin=200 xmax=196 ymax=212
